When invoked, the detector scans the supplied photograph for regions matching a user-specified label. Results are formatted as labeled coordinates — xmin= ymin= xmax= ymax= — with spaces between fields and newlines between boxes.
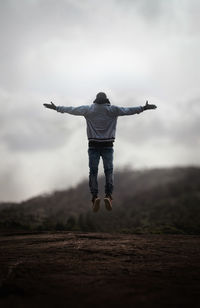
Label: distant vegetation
xmin=0 ymin=167 xmax=200 ymax=234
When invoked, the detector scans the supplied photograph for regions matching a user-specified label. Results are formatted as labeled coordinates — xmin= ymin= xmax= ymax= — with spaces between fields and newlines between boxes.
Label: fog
xmin=0 ymin=0 xmax=199 ymax=201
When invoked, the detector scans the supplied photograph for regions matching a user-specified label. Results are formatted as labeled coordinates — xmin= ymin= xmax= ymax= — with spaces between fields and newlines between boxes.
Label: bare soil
xmin=0 ymin=232 xmax=200 ymax=308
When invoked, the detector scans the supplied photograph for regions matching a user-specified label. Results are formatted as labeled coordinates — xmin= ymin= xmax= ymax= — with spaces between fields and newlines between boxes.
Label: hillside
xmin=0 ymin=167 xmax=200 ymax=234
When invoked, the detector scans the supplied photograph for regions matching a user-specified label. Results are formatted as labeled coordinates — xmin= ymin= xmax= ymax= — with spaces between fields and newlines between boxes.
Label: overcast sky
xmin=0 ymin=0 xmax=200 ymax=202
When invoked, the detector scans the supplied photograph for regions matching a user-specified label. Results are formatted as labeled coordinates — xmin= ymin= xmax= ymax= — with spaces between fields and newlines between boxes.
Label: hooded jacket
xmin=56 ymin=103 xmax=144 ymax=142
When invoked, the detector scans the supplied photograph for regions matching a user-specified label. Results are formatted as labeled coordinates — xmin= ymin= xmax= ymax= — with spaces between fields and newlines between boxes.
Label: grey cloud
xmin=116 ymin=0 xmax=167 ymax=20
xmin=0 ymin=94 xmax=78 ymax=152
xmin=0 ymin=167 xmax=22 ymax=202
xmin=1 ymin=0 xmax=199 ymax=92
xmin=0 ymin=0 xmax=83 ymax=90
xmin=171 ymin=99 xmax=200 ymax=146
xmin=117 ymin=98 xmax=200 ymax=148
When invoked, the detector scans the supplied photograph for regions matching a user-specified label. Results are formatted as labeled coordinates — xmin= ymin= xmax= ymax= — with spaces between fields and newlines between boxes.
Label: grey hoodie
xmin=56 ymin=103 xmax=144 ymax=142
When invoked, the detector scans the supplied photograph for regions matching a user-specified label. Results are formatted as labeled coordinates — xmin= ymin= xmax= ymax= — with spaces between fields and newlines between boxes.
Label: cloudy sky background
xmin=0 ymin=0 xmax=200 ymax=202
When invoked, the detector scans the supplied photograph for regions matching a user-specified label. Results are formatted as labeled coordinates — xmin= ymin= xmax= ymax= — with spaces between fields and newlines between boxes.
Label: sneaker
xmin=92 ymin=196 xmax=100 ymax=213
xmin=104 ymin=195 xmax=112 ymax=211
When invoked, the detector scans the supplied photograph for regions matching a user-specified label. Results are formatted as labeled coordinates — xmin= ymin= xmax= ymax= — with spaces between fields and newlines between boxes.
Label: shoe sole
xmin=104 ymin=198 xmax=112 ymax=211
xmin=92 ymin=198 xmax=100 ymax=213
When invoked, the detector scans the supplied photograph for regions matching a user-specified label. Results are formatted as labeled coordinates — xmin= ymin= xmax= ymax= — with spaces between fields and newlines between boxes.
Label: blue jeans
xmin=88 ymin=147 xmax=114 ymax=197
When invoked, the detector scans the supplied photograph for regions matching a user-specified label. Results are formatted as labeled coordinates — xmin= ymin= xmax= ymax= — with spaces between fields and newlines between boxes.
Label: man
xmin=43 ymin=92 xmax=157 ymax=212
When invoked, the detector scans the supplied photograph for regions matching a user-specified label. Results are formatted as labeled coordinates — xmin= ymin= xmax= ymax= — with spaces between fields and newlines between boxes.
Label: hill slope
xmin=0 ymin=167 xmax=200 ymax=234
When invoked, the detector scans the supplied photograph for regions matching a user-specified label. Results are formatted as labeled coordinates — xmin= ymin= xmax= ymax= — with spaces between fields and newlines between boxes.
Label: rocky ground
xmin=0 ymin=232 xmax=200 ymax=308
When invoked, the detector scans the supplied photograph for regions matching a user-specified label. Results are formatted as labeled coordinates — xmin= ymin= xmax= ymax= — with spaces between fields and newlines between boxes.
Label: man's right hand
xmin=43 ymin=102 xmax=57 ymax=110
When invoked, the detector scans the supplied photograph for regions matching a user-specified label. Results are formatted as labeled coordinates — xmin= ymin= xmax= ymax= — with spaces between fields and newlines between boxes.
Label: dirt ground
xmin=0 ymin=232 xmax=200 ymax=308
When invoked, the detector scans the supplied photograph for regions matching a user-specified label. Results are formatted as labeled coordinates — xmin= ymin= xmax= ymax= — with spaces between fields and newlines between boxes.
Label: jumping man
xmin=43 ymin=92 xmax=157 ymax=212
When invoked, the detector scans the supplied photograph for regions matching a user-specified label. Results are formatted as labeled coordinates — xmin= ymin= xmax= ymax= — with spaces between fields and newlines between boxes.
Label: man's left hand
xmin=143 ymin=100 xmax=157 ymax=110
xmin=43 ymin=102 xmax=57 ymax=110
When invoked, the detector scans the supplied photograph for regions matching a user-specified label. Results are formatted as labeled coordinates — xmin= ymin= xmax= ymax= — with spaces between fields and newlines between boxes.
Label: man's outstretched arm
xmin=43 ymin=102 xmax=90 ymax=116
xmin=111 ymin=100 xmax=157 ymax=116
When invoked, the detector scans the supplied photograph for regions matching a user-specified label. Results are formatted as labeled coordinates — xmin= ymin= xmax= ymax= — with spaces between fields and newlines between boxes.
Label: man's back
xmin=56 ymin=102 xmax=144 ymax=142
xmin=85 ymin=103 xmax=118 ymax=142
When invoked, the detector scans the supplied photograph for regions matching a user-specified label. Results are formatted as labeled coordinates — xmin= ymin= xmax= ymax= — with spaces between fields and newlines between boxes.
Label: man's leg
xmin=88 ymin=148 xmax=100 ymax=198
xmin=101 ymin=147 xmax=114 ymax=197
